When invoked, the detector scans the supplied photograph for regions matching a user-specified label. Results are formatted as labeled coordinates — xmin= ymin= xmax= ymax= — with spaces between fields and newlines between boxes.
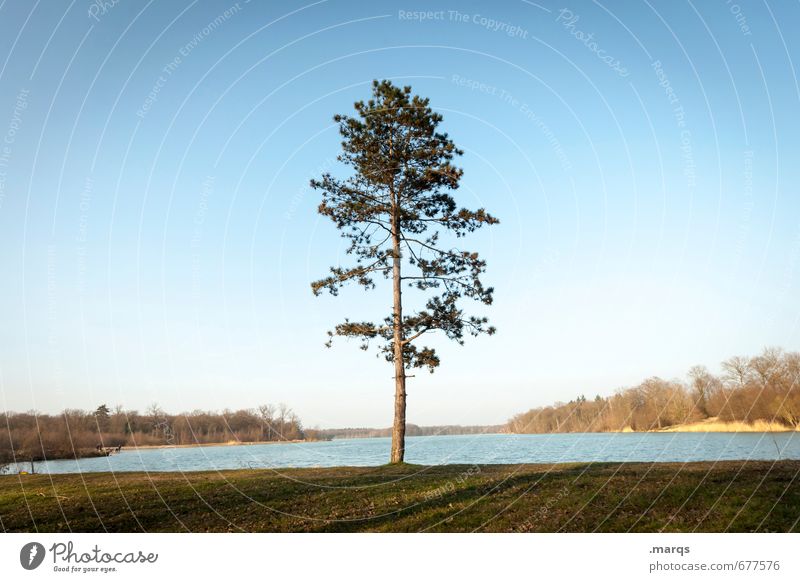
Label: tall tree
xmin=311 ymin=80 xmax=498 ymax=463
xmin=93 ymin=404 xmax=111 ymax=434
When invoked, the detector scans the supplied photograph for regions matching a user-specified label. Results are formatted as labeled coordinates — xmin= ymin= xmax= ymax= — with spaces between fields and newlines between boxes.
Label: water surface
xmin=5 ymin=431 xmax=799 ymax=474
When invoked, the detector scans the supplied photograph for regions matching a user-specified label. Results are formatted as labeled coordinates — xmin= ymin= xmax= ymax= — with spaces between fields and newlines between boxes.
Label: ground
xmin=0 ymin=461 xmax=798 ymax=532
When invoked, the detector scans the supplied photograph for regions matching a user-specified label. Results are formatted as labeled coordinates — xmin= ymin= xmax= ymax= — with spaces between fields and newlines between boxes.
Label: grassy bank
xmin=1 ymin=461 xmax=798 ymax=532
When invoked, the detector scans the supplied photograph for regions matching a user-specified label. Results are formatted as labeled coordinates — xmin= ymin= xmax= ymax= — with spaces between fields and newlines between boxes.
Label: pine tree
xmin=311 ymin=80 xmax=498 ymax=463
xmin=94 ymin=404 xmax=111 ymax=434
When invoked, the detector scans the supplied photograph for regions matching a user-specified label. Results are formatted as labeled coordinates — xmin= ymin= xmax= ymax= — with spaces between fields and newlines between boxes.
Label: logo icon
xmin=20 ymin=542 xmax=46 ymax=570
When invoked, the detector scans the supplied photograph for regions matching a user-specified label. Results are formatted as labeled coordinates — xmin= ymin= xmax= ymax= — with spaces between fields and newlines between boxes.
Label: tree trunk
xmin=390 ymin=197 xmax=406 ymax=464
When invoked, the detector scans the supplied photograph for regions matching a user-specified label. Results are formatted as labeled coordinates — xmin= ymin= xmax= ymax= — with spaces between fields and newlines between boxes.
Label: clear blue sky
xmin=1 ymin=0 xmax=798 ymax=427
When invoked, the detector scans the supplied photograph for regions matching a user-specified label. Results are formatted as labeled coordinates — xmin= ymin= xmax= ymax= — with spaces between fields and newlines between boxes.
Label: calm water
xmin=5 ymin=432 xmax=800 ymax=474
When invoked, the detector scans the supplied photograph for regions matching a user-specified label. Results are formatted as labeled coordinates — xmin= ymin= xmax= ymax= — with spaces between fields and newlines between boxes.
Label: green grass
xmin=1 ymin=461 xmax=798 ymax=532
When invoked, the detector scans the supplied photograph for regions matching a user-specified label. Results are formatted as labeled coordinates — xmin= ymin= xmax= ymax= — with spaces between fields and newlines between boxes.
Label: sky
xmin=0 ymin=0 xmax=799 ymax=428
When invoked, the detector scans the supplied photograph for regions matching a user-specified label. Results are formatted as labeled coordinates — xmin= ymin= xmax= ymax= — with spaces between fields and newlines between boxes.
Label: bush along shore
xmin=1 ymin=461 xmax=798 ymax=532
xmin=0 ymin=403 xmax=313 ymax=467
xmin=508 ymin=347 xmax=800 ymax=434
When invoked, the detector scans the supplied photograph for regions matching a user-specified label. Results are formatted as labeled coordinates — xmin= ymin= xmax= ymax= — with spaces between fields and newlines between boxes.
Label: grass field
xmin=1 ymin=461 xmax=798 ymax=532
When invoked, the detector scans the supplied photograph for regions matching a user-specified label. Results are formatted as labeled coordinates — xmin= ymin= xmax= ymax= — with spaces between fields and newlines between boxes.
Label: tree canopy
xmin=311 ymin=80 xmax=498 ymax=463
xmin=311 ymin=80 xmax=498 ymax=372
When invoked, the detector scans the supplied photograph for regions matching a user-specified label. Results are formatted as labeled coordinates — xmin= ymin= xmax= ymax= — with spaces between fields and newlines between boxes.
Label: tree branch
xmin=401 ymin=327 xmax=431 ymax=345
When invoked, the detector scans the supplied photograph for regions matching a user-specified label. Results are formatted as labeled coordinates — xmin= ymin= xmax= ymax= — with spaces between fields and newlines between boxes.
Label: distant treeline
xmin=1 ymin=403 xmax=313 ymax=464
xmin=508 ymin=347 xmax=800 ymax=434
xmin=318 ymin=424 xmax=505 ymax=440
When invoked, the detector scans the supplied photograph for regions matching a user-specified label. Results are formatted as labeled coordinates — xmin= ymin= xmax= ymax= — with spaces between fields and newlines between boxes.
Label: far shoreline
xmin=128 ymin=438 xmax=312 ymax=450
xmin=123 ymin=418 xmax=799 ymax=451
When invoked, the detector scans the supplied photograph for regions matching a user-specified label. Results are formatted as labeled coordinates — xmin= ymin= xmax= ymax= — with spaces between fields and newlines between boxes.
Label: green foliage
xmin=93 ymin=404 xmax=111 ymax=433
xmin=312 ymin=80 xmax=498 ymax=371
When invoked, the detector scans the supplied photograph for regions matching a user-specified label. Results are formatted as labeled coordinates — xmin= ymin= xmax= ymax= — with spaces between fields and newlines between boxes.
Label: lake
xmin=6 ymin=431 xmax=800 ymax=474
